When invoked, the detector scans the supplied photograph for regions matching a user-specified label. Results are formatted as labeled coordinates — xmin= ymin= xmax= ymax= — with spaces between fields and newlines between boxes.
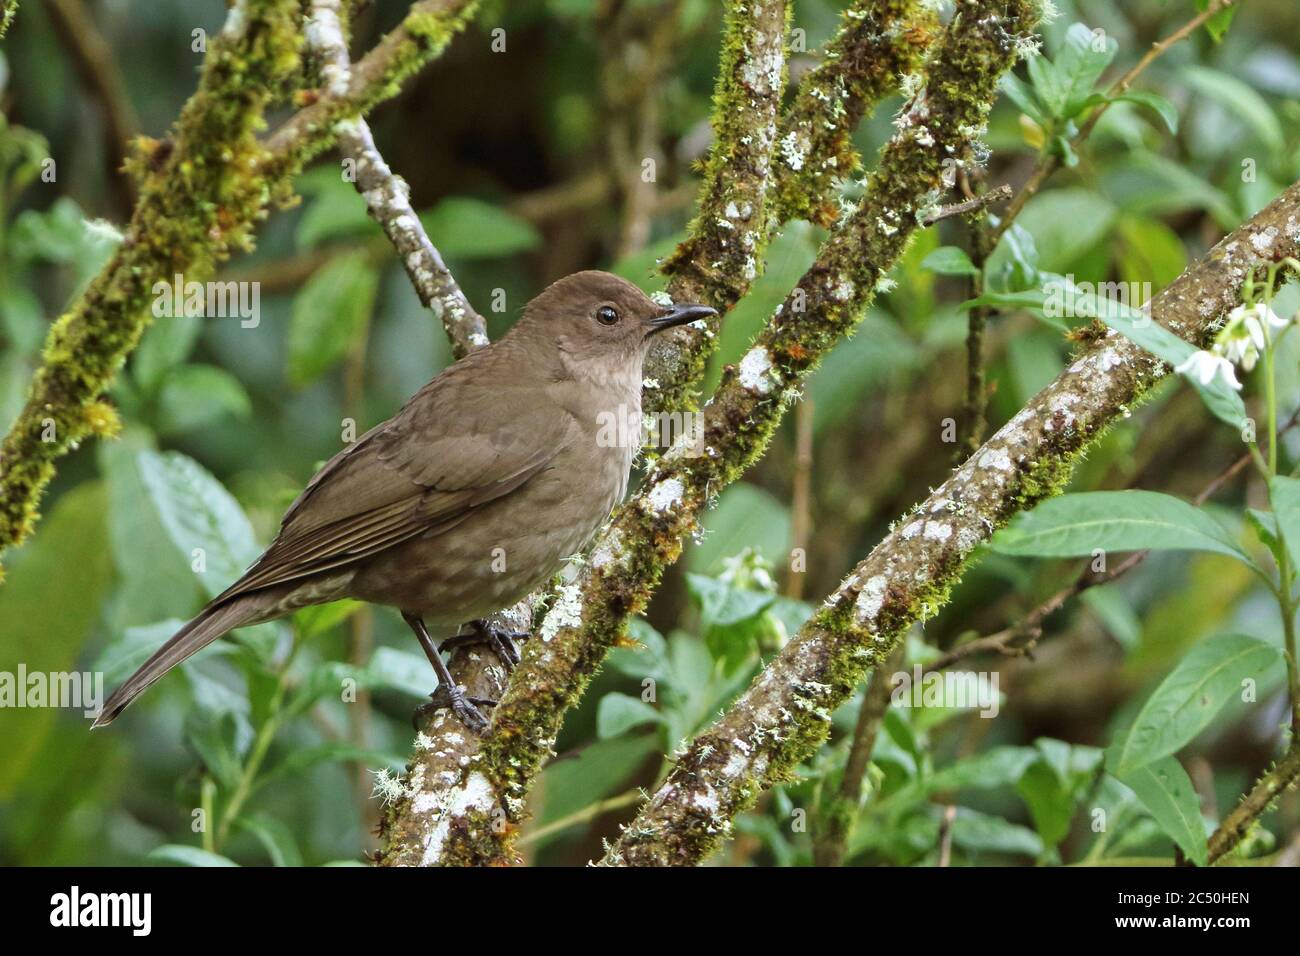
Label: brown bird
xmin=94 ymin=271 xmax=715 ymax=730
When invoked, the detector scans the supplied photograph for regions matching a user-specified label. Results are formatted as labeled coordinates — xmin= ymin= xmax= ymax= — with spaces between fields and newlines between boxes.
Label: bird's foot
xmin=413 ymin=685 xmax=496 ymax=733
xmin=438 ymin=620 xmax=526 ymax=670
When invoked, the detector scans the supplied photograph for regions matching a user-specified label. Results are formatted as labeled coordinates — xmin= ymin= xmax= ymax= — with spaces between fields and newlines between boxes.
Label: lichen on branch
xmin=602 ymin=180 xmax=1300 ymax=866
xmin=770 ymin=0 xmax=938 ymax=227
xmin=0 ymin=0 xmax=481 ymax=565
xmin=378 ymin=0 xmax=794 ymax=866
xmin=383 ymin=0 xmax=1040 ymax=867
xmin=304 ymin=0 xmax=488 ymax=358
xmin=0 ymin=0 xmax=301 ymax=561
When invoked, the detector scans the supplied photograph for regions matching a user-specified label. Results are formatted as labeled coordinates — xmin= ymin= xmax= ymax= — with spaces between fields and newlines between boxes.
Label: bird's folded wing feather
xmin=214 ymin=351 xmax=571 ymax=601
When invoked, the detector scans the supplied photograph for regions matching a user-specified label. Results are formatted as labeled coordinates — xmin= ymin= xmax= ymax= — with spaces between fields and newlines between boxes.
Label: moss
xmin=0 ymin=0 xmax=481 ymax=562
xmin=0 ymin=0 xmax=303 ymax=557
xmin=771 ymin=0 xmax=939 ymax=226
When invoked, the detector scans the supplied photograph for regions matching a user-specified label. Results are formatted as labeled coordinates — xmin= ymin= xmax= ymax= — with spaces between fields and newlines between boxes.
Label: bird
xmin=93 ymin=271 xmax=715 ymax=731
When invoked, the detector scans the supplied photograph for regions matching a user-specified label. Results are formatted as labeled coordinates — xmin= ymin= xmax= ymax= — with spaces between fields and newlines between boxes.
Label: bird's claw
xmin=413 ymin=687 xmax=497 ymax=733
xmin=438 ymin=620 xmax=526 ymax=671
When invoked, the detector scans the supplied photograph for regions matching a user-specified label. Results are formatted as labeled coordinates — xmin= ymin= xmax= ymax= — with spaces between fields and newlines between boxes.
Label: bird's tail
xmin=92 ymin=597 xmax=263 ymax=728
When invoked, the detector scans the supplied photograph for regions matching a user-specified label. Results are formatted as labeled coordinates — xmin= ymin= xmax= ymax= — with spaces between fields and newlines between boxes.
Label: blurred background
xmin=2 ymin=0 xmax=1300 ymax=866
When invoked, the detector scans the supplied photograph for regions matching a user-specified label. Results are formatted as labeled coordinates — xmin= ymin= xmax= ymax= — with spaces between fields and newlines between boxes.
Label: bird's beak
xmin=645 ymin=303 xmax=717 ymax=336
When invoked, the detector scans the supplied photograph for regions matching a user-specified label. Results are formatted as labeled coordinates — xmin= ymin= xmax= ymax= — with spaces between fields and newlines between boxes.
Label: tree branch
xmin=0 ymin=0 xmax=301 ymax=563
xmin=378 ymin=0 xmax=794 ymax=866
xmin=769 ymin=0 xmax=938 ymax=227
xmin=305 ymin=0 xmax=487 ymax=358
xmin=382 ymin=0 xmax=1040 ymax=868
xmin=601 ymin=180 xmax=1300 ymax=866
xmin=1208 ymin=742 xmax=1300 ymax=864
xmin=0 ymin=0 xmax=479 ymax=566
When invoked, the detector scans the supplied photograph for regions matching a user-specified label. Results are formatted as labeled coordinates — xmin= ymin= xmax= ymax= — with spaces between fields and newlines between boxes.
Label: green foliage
xmin=992 ymin=490 xmax=1253 ymax=564
xmin=2 ymin=0 xmax=1298 ymax=868
xmin=288 ymin=252 xmax=378 ymax=387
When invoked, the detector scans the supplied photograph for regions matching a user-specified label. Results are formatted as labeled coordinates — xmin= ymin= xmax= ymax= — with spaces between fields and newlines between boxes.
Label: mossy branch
xmin=378 ymin=0 xmax=794 ymax=866
xmin=1208 ymin=741 xmax=1300 ymax=864
xmin=0 ymin=0 xmax=479 ymax=566
xmin=644 ymin=0 xmax=939 ymax=414
xmin=382 ymin=0 xmax=1039 ymax=867
xmin=769 ymin=0 xmax=938 ymax=227
xmin=305 ymin=0 xmax=488 ymax=358
xmin=601 ymin=179 xmax=1300 ymax=866
xmin=639 ymin=0 xmax=792 ymax=415
xmin=0 ymin=0 xmax=301 ymax=562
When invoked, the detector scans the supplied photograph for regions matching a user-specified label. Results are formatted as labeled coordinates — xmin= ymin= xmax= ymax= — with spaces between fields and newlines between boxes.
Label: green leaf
xmin=183 ymin=707 xmax=252 ymax=790
xmin=992 ymin=490 xmax=1251 ymax=563
xmin=685 ymin=573 xmax=775 ymax=630
xmin=921 ymin=245 xmax=979 ymax=277
xmin=235 ymin=814 xmax=303 ymax=867
xmin=536 ymin=734 xmax=658 ymax=839
xmin=1108 ymin=634 xmax=1283 ymax=775
xmin=1116 ymin=216 xmax=1187 ymax=289
xmin=949 ymin=808 xmax=1045 ymax=858
xmin=295 ymin=171 xmax=378 ymax=248
xmin=288 ymin=252 xmax=377 ymax=388
xmin=1111 ymin=758 xmax=1208 ymax=865
xmin=959 ymin=288 xmax=1066 ymax=331
xmin=1195 ymin=0 xmax=1238 ymax=42
xmin=155 ymin=364 xmax=252 ymax=437
xmin=1268 ymin=475 xmax=1300 ymax=581
xmin=136 ymin=448 xmax=260 ymax=596
xmin=1101 ymin=153 xmax=1239 ymax=229
xmin=987 ymin=188 xmax=1115 ymax=276
xmin=687 ymin=483 xmax=790 ymax=574
xmin=0 ymin=483 xmax=112 ymax=795
xmin=1085 ymin=90 xmax=1179 ymax=134
xmin=147 ymin=845 xmax=240 ymax=867
xmin=925 ymin=746 xmax=1040 ymax=794
xmin=1030 ymin=23 xmax=1117 ymax=120
xmin=999 ymin=72 xmax=1045 ymax=124
xmin=419 ymin=198 xmax=541 ymax=259
xmin=293 ymin=599 xmax=364 ymax=638
xmin=134 ymin=315 xmax=202 ymax=392
xmin=596 ymin=693 xmax=663 ymax=739
xmin=1182 ymin=64 xmax=1283 ymax=157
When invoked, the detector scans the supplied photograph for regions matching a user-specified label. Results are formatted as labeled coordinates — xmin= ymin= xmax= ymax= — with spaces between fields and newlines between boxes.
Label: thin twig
xmin=305 ymin=0 xmax=488 ymax=359
xmin=812 ymin=642 xmax=904 ymax=866
xmin=1208 ymin=743 xmax=1300 ymax=864
xmin=921 ymin=183 xmax=1011 ymax=226
xmin=43 ymin=0 xmax=140 ymax=214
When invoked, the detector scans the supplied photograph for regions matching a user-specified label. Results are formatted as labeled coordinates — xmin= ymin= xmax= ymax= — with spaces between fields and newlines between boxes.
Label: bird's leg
xmin=402 ymin=611 xmax=490 ymax=733
xmin=437 ymin=619 xmax=526 ymax=670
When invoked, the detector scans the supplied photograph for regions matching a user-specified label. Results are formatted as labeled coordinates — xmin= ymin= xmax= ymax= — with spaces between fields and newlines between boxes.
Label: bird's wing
xmin=215 ymin=348 xmax=571 ymax=600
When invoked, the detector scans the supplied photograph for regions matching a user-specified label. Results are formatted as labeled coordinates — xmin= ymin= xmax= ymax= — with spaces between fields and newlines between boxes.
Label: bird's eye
xmin=596 ymin=306 xmax=620 ymax=326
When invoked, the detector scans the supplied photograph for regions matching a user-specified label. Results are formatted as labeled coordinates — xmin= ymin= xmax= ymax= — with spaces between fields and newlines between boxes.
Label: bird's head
xmin=513 ymin=271 xmax=716 ymax=374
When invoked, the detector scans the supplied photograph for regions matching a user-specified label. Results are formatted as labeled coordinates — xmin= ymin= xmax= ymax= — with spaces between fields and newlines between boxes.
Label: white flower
xmin=1175 ymin=350 xmax=1242 ymax=391
xmin=1214 ymin=303 xmax=1289 ymax=372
